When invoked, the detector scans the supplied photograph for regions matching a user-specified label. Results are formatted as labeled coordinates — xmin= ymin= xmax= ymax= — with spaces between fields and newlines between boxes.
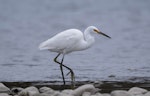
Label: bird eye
xmin=93 ymin=29 xmax=99 ymax=33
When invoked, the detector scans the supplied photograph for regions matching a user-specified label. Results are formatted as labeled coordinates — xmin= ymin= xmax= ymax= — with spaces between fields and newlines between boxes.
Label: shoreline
xmin=2 ymin=80 xmax=150 ymax=93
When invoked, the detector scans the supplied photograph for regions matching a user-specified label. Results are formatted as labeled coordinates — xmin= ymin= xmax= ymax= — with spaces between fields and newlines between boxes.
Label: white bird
xmin=39 ymin=26 xmax=111 ymax=87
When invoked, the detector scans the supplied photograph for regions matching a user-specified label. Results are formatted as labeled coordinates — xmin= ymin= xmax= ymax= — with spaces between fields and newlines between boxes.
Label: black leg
xmin=54 ymin=53 xmax=65 ymax=85
xmin=60 ymin=54 xmax=65 ymax=85
xmin=54 ymin=53 xmax=75 ymax=88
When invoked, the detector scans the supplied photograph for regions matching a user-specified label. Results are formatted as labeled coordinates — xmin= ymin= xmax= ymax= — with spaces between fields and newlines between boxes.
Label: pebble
xmin=61 ymin=89 xmax=74 ymax=95
xmin=128 ymin=87 xmax=148 ymax=95
xmin=39 ymin=86 xmax=55 ymax=94
xmin=72 ymin=84 xmax=100 ymax=96
xmin=18 ymin=86 xmax=39 ymax=96
xmin=144 ymin=92 xmax=150 ymax=96
xmin=0 ymin=83 xmax=149 ymax=96
xmin=102 ymin=93 xmax=111 ymax=96
xmin=111 ymin=90 xmax=132 ymax=96
xmin=0 ymin=83 xmax=10 ymax=94
xmin=95 ymin=93 xmax=104 ymax=96
xmin=82 ymin=92 xmax=91 ymax=96
xmin=0 ymin=93 xmax=10 ymax=96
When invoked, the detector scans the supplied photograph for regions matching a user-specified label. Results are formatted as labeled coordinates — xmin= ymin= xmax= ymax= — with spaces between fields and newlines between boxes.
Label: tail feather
xmin=39 ymin=42 xmax=48 ymax=50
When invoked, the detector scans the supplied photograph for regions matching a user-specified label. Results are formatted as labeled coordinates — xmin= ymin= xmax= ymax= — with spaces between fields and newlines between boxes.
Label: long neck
xmin=82 ymin=28 xmax=95 ymax=49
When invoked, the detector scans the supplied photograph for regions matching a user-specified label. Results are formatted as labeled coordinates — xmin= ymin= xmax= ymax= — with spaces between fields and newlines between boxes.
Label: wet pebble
xmin=0 ymin=82 xmax=150 ymax=96
xmin=72 ymin=84 xmax=100 ymax=96
xmin=39 ymin=86 xmax=55 ymax=94
xmin=0 ymin=93 xmax=11 ymax=96
xmin=18 ymin=86 xmax=39 ymax=96
xmin=111 ymin=90 xmax=131 ymax=96
xmin=95 ymin=93 xmax=104 ymax=96
xmin=82 ymin=92 xmax=91 ymax=96
xmin=0 ymin=83 xmax=10 ymax=94
xmin=61 ymin=89 xmax=74 ymax=95
xmin=128 ymin=87 xmax=148 ymax=95
xmin=144 ymin=92 xmax=150 ymax=96
xmin=102 ymin=93 xmax=111 ymax=96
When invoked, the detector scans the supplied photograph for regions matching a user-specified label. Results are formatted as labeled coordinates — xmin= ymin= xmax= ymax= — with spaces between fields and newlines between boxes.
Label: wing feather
xmin=39 ymin=29 xmax=83 ymax=53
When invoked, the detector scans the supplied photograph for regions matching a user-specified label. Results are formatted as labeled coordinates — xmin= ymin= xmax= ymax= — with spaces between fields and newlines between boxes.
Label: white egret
xmin=39 ymin=26 xmax=111 ymax=87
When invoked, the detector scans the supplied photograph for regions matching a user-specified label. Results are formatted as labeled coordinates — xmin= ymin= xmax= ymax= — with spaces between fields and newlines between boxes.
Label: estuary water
xmin=0 ymin=0 xmax=150 ymax=82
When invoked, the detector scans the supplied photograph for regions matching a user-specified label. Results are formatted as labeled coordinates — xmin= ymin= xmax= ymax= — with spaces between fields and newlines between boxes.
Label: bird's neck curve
xmin=83 ymin=28 xmax=95 ymax=48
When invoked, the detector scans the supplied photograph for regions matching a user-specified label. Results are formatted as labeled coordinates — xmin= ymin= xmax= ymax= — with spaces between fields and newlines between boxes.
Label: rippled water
xmin=0 ymin=0 xmax=150 ymax=82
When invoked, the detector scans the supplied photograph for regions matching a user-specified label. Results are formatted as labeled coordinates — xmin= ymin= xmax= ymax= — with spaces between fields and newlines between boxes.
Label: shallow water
xmin=0 ymin=0 xmax=150 ymax=82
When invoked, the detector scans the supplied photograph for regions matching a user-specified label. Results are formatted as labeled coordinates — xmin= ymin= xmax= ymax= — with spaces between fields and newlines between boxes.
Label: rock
xmin=18 ymin=86 xmax=39 ymax=96
xmin=134 ymin=95 xmax=145 ymax=96
xmin=95 ymin=93 xmax=104 ymax=96
xmin=11 ymin=87 xmax=24 ymax=94
xmin=144 ymin=92 xmax=150 ymax=96
xmin=90 ymin=94 xmax=97 ymax=96
xmin=82 ymin=92 xmax=91 ymax=96
xmin=18 ymin=90 xmax=29 ymax=96
xmin=53 ymin=91 xmax=61 ymax=96
xmin=39 ymin=87 xmax=62 ymax=96
xmin=111 ymin=90 xmax=132 ymax=96
xmin=72 ymin=84 xmax=100 ymax=96
xmin=11 ymin=95 xmax=18 ymax=96
xmin=61 ymin=89 xmax=73 ymax=95
xmin=128 ymin=87 xmax=148 ymax=95
xmin=39 ymin=87 xmax=55 ymax=94
xmin=0 ymin=93 xmax=10 ymax=96
xmin=102 ymin=93 xmax=111 ymax=96
xmin=59 ymin=93 xmax=73 ymax=96
xmin=0 ymin=83 xmax=10 ymax=94
xmin=32 ymin=93 xmax=50 ymax=96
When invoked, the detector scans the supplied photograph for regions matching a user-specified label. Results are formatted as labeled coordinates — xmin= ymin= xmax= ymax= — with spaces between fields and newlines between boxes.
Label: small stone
xmin=95 ymin=92 xmax=103 ymax=96
xmin=61 ymin=89 xmax=73 ymax=95
xmin=39 ymin=87 xmax=55 ymax=94
xmin=0 ymin=83 xmax=10 ymax=94
xmin=14 ymin=95 xmax=19 ymax=96
xmin=59 ymin=93 xmax=73 ymax=96
xmin=111 ymin=90 xmax=132 ymax=96
xmin=18 ymin=90 xmax=29 ymax=96
xmin=18 ymin=86 xmax=39 ymax=96
xmin=32 ymin=93 xmax=49 ymax=96
xmin=91 ymin=94 xmax=97 ymax=96
xmin=135 ymin=94 xmax=145 ymax=96
xmin=102 ymin=93 xmax=111 ymax=96
xmin=144 ymin=92 xmax=150 ymax=96
xmin=72 ymin=84 xmax=99 ymax=96
xmin=0 ymin=93 xmax=10 ymax=96
xmin=82 ymin=92 xmax=91 ymax=96
xmin=128 ymin=87 xmax=148 ymax=95
xmin=53 ymin=91 xmax=61 ymax=96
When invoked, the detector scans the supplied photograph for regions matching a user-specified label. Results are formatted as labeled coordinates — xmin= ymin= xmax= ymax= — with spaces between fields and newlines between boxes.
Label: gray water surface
xmin=0 ymin=0 xmax=150 ymax=82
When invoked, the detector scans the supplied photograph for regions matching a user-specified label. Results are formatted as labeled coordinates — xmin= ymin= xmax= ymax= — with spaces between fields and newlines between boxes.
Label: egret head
xmin=93 ymin=27 xmax=111 ymax=39
xmin=88 ymin=26 xmax=111 ymax=39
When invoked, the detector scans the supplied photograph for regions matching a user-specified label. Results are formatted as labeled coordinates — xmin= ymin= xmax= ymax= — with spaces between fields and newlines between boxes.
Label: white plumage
xmin=39 ymin=26 xmax=111 ymax=87
xmin=39 ymin=29 xmax=85 ymax=53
